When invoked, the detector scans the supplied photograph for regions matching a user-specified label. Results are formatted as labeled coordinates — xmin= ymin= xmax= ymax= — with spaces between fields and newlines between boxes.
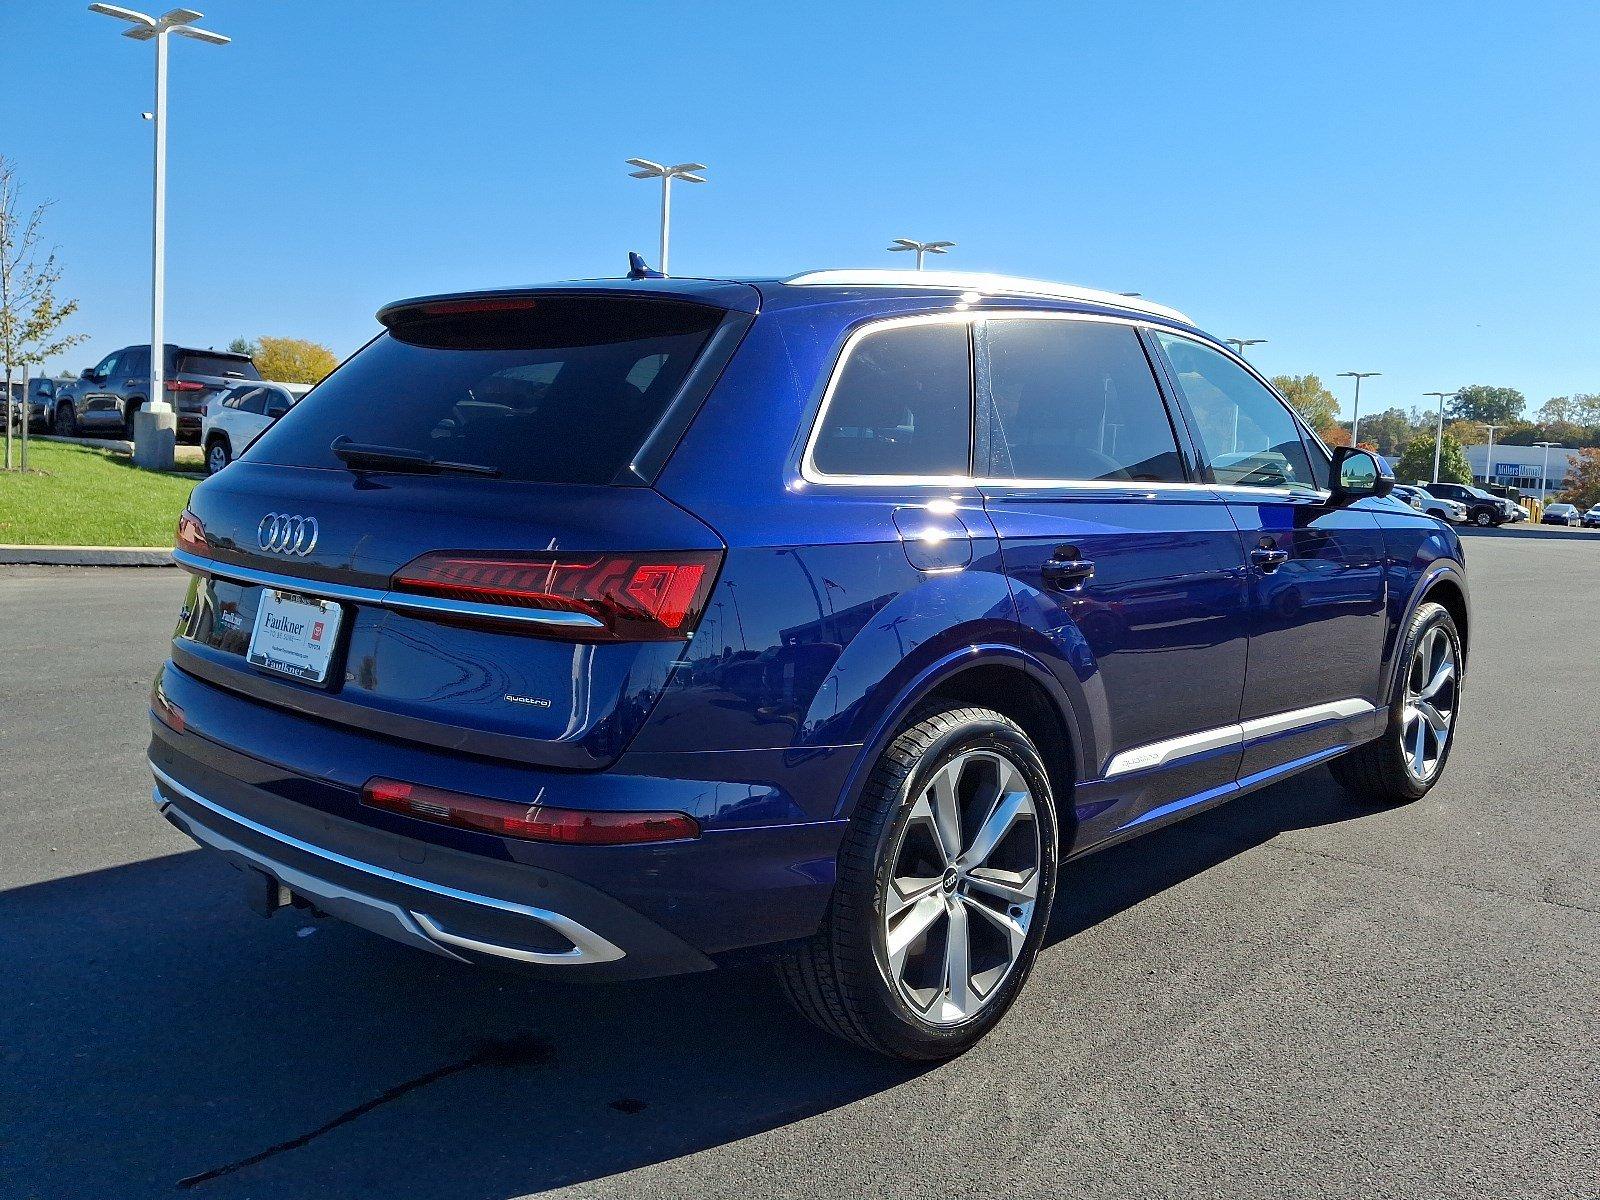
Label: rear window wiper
xmin=330 ymin=436 xmax=501 ymax=477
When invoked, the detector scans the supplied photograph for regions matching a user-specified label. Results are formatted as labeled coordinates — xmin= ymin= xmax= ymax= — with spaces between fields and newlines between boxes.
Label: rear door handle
xmin=1250 ymin=547 xmax=1289 ymax=572
xmin=1041 ymin=551 xmax=1095 ymax=590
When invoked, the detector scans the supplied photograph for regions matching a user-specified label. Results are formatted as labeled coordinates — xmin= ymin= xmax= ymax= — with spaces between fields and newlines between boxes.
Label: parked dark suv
xmin=54 ymin=344 xmax=259 ymax=441
xmin=1423 ymin=481 xmax=1511 ymax=527
xmin=150 ymin=271 xmax=1470 ymax=1059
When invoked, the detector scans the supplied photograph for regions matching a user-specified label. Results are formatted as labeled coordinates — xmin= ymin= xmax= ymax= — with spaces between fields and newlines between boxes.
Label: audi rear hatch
xmin=170 ymin=286 xmax=755 ymax=769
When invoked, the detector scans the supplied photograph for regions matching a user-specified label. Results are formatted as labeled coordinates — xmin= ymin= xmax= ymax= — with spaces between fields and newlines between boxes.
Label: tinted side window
xmin=122 ymin=347 xmax=150 ymax=377
xmin=984 ymin=319 xmax=1185 ymax=483
xmin=234 ymin=387 xmax=268 ymax=415
xmin=1155 ymin=333 xmax=1316 ymax=491
xmin=811 ymin=322 xmax=971 ymax=477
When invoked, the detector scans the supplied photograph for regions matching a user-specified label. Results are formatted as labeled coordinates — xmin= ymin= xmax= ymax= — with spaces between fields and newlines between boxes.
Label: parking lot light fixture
xmin=1424 ymin=391 xmax=1458 ymax=482
xmin=625 ymin=159 xmax=706 ymax=275
xmin=887 ymin=239 xmax=955 ymax=270
xmin=1337 ymin=371 xmax=1381 ymax=446
xmin=1533 ymin=440 xmax=1563 ymax=503
xmin=1223 ymin=338 xmax=1265 ymax=358
xmin=89 ymin=4 xmax=229 ymax=438
xmin=1478 ymin=422 xmax=1505 ymax=485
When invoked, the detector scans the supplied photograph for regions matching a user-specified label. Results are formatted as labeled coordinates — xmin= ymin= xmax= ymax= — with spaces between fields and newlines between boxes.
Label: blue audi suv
xmin=150 ymin=270 xmax=1468 ymax=1059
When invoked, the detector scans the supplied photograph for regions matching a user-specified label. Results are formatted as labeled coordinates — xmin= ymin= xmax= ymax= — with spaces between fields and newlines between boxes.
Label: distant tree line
xmin=1267 ymin=375 xmax=1600 ymax=497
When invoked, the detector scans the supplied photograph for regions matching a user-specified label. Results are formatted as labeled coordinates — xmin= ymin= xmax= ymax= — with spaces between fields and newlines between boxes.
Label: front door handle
xmin=1250 ymin=547 xmax=1290 ymax=573
xmin=1041 ymin=550 xmax=1095 ymax=591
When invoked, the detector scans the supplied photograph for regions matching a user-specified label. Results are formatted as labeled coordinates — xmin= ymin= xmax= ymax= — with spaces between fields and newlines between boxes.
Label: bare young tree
xmin=0 ymin=156 xmax=86 ymax=471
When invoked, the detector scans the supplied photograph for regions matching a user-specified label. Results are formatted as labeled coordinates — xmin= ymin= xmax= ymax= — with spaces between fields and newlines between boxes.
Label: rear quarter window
xmin=809 ymin=321 xmax=971 ymax=477
xmin=243 ymin=295 xmax=725 ymax=485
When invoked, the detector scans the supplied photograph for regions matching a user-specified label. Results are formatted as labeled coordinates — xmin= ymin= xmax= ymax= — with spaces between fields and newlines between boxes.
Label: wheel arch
xmin=831 ymin=646 xmax=1084 ymax=847
xmin=1393 ymin=563 xmax=1471 ymax=695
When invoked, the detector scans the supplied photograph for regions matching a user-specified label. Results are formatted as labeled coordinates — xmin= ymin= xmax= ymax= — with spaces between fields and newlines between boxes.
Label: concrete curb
xmin=0 ymin=545 xmax=174 ymax=567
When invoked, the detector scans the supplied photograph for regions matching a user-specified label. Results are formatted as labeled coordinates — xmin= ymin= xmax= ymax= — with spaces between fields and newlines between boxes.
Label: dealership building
xmin=1462 ymin=443 xmax=1583 ymax=495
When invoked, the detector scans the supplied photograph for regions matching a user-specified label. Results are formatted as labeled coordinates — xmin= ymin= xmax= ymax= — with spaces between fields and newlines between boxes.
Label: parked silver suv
xmin=53 ymin=344 xmax=260 ymax=442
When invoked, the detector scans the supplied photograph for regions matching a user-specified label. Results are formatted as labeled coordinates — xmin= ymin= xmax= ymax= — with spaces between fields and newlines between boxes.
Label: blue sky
xmin=5 ymin=1 xmax=1597 ymax=420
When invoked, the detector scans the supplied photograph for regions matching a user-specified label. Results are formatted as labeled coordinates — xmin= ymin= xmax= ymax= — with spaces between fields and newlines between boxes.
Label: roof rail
xmin=782 ymin=269 xmax=1192 ymax=325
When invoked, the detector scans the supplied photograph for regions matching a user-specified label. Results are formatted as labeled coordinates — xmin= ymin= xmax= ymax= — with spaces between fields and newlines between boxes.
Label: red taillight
xmin=390 ymin=550 xmax=720 ymax=642
xmin=165 ymin=379 xmax=205 ymax=392
xmin=175 ymin=508 xmax=208 ymax=555
xmin=361 ymin=778 xmax=700 ymax=845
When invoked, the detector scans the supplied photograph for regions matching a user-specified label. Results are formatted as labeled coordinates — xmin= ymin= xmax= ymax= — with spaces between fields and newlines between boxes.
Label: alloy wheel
xmin=208 ymin=443 xmax=228 ymax=474
xmin=881 ymin=750 xmax=1041 ymax=1026
xmin=1402 ymin=626 xmax=1457 ymax=782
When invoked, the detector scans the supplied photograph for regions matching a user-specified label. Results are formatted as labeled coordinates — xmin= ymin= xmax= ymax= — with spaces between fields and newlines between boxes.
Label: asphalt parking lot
xmin=2 ymin=530 xmax=1597 ymax=1200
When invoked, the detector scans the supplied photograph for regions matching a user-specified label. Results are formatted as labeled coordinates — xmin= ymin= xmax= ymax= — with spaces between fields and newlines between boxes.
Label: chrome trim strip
xmin=794 ymin=309 xmax=1328 ymax=496
xmin=1102 ymin=725 xmax=1242 ymax=778
xmin=171 ymin=547 xmax=607 ymax=630
xmin=1103 ymin=698 xmax=1376 ymax=779
xmin=1238 ymin=698 xmax=1374 ymax=743
xmin=150 ymin=763 xmax=626 ymax=965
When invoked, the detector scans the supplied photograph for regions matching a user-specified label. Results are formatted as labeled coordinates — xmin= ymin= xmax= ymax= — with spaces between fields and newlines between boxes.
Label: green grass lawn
xmin=0 ymin=440 xmax=198 ymax=546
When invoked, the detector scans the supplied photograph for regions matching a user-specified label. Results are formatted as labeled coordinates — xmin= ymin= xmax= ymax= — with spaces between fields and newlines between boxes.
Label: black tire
xmin=123 ymin=400 xmax=143 ymax=439
xmin=777 ymin=704 xmax=1060 ymax=1060
xmin=1330 ymin=601 xmax=1462 ymax=805
xmin=53 ymin=403 xmax=77 ymax=437
xmin=205 ymin=435 xmax=231 ymax=475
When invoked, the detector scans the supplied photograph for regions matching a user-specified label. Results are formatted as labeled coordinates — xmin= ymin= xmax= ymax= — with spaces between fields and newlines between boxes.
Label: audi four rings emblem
xmin=258 ymin=513 xmax=319 ymax=556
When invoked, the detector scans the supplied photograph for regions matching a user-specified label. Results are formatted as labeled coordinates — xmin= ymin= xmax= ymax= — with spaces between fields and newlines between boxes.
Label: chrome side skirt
xmin=1103 ymin=698 xmax=1375 ymax=779
xmin=150 ymin=763 xmax=625 ymax=966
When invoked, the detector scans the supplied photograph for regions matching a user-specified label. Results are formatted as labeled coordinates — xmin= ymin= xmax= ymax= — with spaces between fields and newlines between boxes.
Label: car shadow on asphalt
xmin=0 ymin=766 xmax=1367 ymax=1200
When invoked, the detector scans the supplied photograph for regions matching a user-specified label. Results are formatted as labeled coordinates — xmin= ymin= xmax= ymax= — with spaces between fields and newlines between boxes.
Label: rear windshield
xmin=176 ymin=352 xmax=259 ymax=380
xmin=243 ymin=295 xmax=724 ymax=485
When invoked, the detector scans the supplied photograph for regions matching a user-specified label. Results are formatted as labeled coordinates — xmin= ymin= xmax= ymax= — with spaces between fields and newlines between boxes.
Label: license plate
xmin=247 ymin=589 xmax=342 ymax=684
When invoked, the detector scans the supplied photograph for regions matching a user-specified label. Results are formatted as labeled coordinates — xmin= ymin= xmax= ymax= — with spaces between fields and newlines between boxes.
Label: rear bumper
xmin=152 ymin=758 xmax=718 ymax=979
xmin=148 ymin=659 xmax=852 ymax=974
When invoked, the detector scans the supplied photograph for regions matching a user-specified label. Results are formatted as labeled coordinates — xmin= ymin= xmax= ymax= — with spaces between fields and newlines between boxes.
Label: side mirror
xmin=79 ymin=368 xmax=96 ymax=381
xmin=1331 ymin=446 xmax=1394 ymax=502
xmin=267 ymin=405 xmax=289 ymax=420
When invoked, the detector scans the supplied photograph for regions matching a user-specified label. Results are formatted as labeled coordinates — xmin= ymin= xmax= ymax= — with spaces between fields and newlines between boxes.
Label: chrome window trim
xmin=1102 ymin=698 xmax=1375 ymax=779
xmin=171 ymin=547 xmax=607 ymax=630
xmin=800 ymin=309 xmax=1226 ymax=491
xmin=150 ymin=763 xmax=626 ymax=965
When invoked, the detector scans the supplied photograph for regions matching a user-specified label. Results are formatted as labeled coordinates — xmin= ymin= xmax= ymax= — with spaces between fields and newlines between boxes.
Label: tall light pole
xmin=1424 ymin=391 xmax=1457 ymax=482
xmin=1224 ymin=338 xmax=1265 ymax=358
xmin=624 ymin=159 xmax=706 ymax=275
xmin=1337 ymin=371 xmax=1381 ymax=446
xmin=887 ymin=239 xmax=955 ymax=270
xmin=1533 ymin=440 xmax=1562 ymax=503
xmin=1479 ymin=421 xmax=1505 ymax=485
xmin=90 ymin=4 xmax=228 ymax=466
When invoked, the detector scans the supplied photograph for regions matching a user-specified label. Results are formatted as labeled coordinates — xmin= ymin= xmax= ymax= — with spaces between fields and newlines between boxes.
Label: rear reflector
xmin=151 ymin=680 xmax=185 ymax=733
xmin=361 ymin=778 xmax=700 ymax=845
xmin=175 ymin=508 xmax=208 ymax=555
xmin=390 ymin=550 xmax=720 ymax=642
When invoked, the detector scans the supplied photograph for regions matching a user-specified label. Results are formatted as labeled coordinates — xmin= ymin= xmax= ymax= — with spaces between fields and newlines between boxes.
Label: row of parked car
xmin=1390 ymin=481 xmax=1528 ymax=526
xmin=1539 ymin=502 xmax=1600 ymax=527
xmin=4 ymin=341 xmax=308 ymax=473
